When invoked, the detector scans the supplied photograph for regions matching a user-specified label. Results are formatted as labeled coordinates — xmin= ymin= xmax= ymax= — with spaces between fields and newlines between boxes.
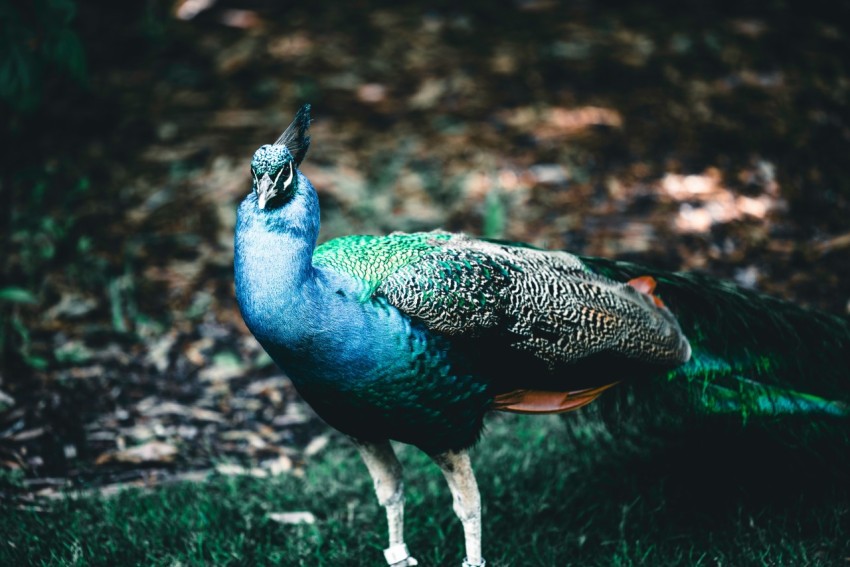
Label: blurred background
xmin=2 ymin=0 xmax=850 ymax=563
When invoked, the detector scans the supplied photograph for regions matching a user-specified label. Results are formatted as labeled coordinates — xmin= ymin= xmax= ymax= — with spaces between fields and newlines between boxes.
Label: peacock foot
xmin=462 ymin=559 xmax=486 ymax=567
xmin=384 ymin=543 xmax=418 ymax=566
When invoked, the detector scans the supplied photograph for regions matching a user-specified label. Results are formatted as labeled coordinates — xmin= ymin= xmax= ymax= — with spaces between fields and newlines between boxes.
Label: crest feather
xmin=274 ymin=104 xmax=312 ymax=166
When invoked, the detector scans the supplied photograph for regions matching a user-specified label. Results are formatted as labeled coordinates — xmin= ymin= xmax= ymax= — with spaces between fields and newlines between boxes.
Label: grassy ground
xmin=5 ymin=405 xmax=850 ymax=566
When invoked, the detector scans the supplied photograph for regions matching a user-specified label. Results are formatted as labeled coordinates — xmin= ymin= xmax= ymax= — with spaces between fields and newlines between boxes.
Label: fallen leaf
xmin=304 ymin=435 xmax=330 ymax=457
xmin=138 ymin=400 xmax=225 ymax=424
xmin=43 ymin=293 xmax=97 ymax=319
xmin=174 ymin=0 xmax=216 ymax=20
xmin=216 ymin=463 xmax=248 ymax=476
xmin=147 ymin=333 xmax=177 ymax=373
xmin=96 ymin=441 xmax=178 ymax=465
xmin=220 ymin=430 xmax=267 ymax=448
xmin=267 ymin=512 xmax=316 ymax=525
xmin=263 ymin=455 xmax=293 ymax=476
xmin=215 ymin=463 xmax=268 ymax=477
xmin=12 ymin=428 xmax=45 ymax=442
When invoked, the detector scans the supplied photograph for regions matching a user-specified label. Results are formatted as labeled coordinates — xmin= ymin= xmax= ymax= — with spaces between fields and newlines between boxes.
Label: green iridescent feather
xmin=313 ymin=232 xmax=451 ymax=300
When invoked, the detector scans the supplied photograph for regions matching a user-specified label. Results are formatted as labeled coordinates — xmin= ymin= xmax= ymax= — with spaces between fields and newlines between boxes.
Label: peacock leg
xmin=354 ymin=439 xmax=418 ymax=567
xmin=431 ymin=450 xmax=485 ymax=567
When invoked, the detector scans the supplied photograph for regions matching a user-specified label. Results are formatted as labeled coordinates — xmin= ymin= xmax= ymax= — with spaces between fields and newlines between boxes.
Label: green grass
xmin=4 ymin=409 xmax=850 ymax=566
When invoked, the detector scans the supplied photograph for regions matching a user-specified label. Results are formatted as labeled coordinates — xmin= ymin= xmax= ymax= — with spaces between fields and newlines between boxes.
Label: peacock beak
xmin=257 ymin=173 xmax=277 ymax=209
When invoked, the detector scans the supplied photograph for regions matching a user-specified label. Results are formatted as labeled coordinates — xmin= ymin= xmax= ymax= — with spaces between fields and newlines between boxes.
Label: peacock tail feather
xmin=582 ymin=257 xmax=850 ymax=421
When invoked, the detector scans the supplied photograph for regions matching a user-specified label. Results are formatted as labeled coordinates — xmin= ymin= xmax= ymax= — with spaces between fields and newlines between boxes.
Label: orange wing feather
xmin=628 ymin=275 xmax=666 ymax=308
xmin=492 ymin=383 xmax=618 ymax=414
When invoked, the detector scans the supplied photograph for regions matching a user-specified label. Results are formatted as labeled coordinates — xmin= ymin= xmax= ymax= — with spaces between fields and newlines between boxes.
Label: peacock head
xmin=251 ymin=104 xmax=311 ymax=210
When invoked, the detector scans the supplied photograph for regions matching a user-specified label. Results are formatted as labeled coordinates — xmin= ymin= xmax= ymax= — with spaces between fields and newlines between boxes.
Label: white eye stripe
xmin=270 ymin=163 xmax=294 ymax=190
xmin=282 ymin=163 xmax=294 ymax=188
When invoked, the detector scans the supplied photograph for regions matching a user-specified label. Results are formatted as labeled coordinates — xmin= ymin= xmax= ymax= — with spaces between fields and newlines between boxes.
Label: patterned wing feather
xmin=377 ymin=235 xmax=691 ymax=370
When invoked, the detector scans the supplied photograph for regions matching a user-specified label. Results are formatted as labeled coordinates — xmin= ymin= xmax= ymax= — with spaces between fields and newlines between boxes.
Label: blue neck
xmin=235 ymin=172 xmax=419 ymax=395
xmin=234 ymin=171 xmax=321 ymax=349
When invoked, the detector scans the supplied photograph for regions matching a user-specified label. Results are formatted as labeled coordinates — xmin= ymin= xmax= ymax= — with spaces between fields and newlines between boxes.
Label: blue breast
xmin=240 ymin=264 xmax=491 ymax=452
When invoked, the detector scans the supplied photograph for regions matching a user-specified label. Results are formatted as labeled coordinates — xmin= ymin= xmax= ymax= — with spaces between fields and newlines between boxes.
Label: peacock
xmin=234 ymin=105 xmax=850 ymax=567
